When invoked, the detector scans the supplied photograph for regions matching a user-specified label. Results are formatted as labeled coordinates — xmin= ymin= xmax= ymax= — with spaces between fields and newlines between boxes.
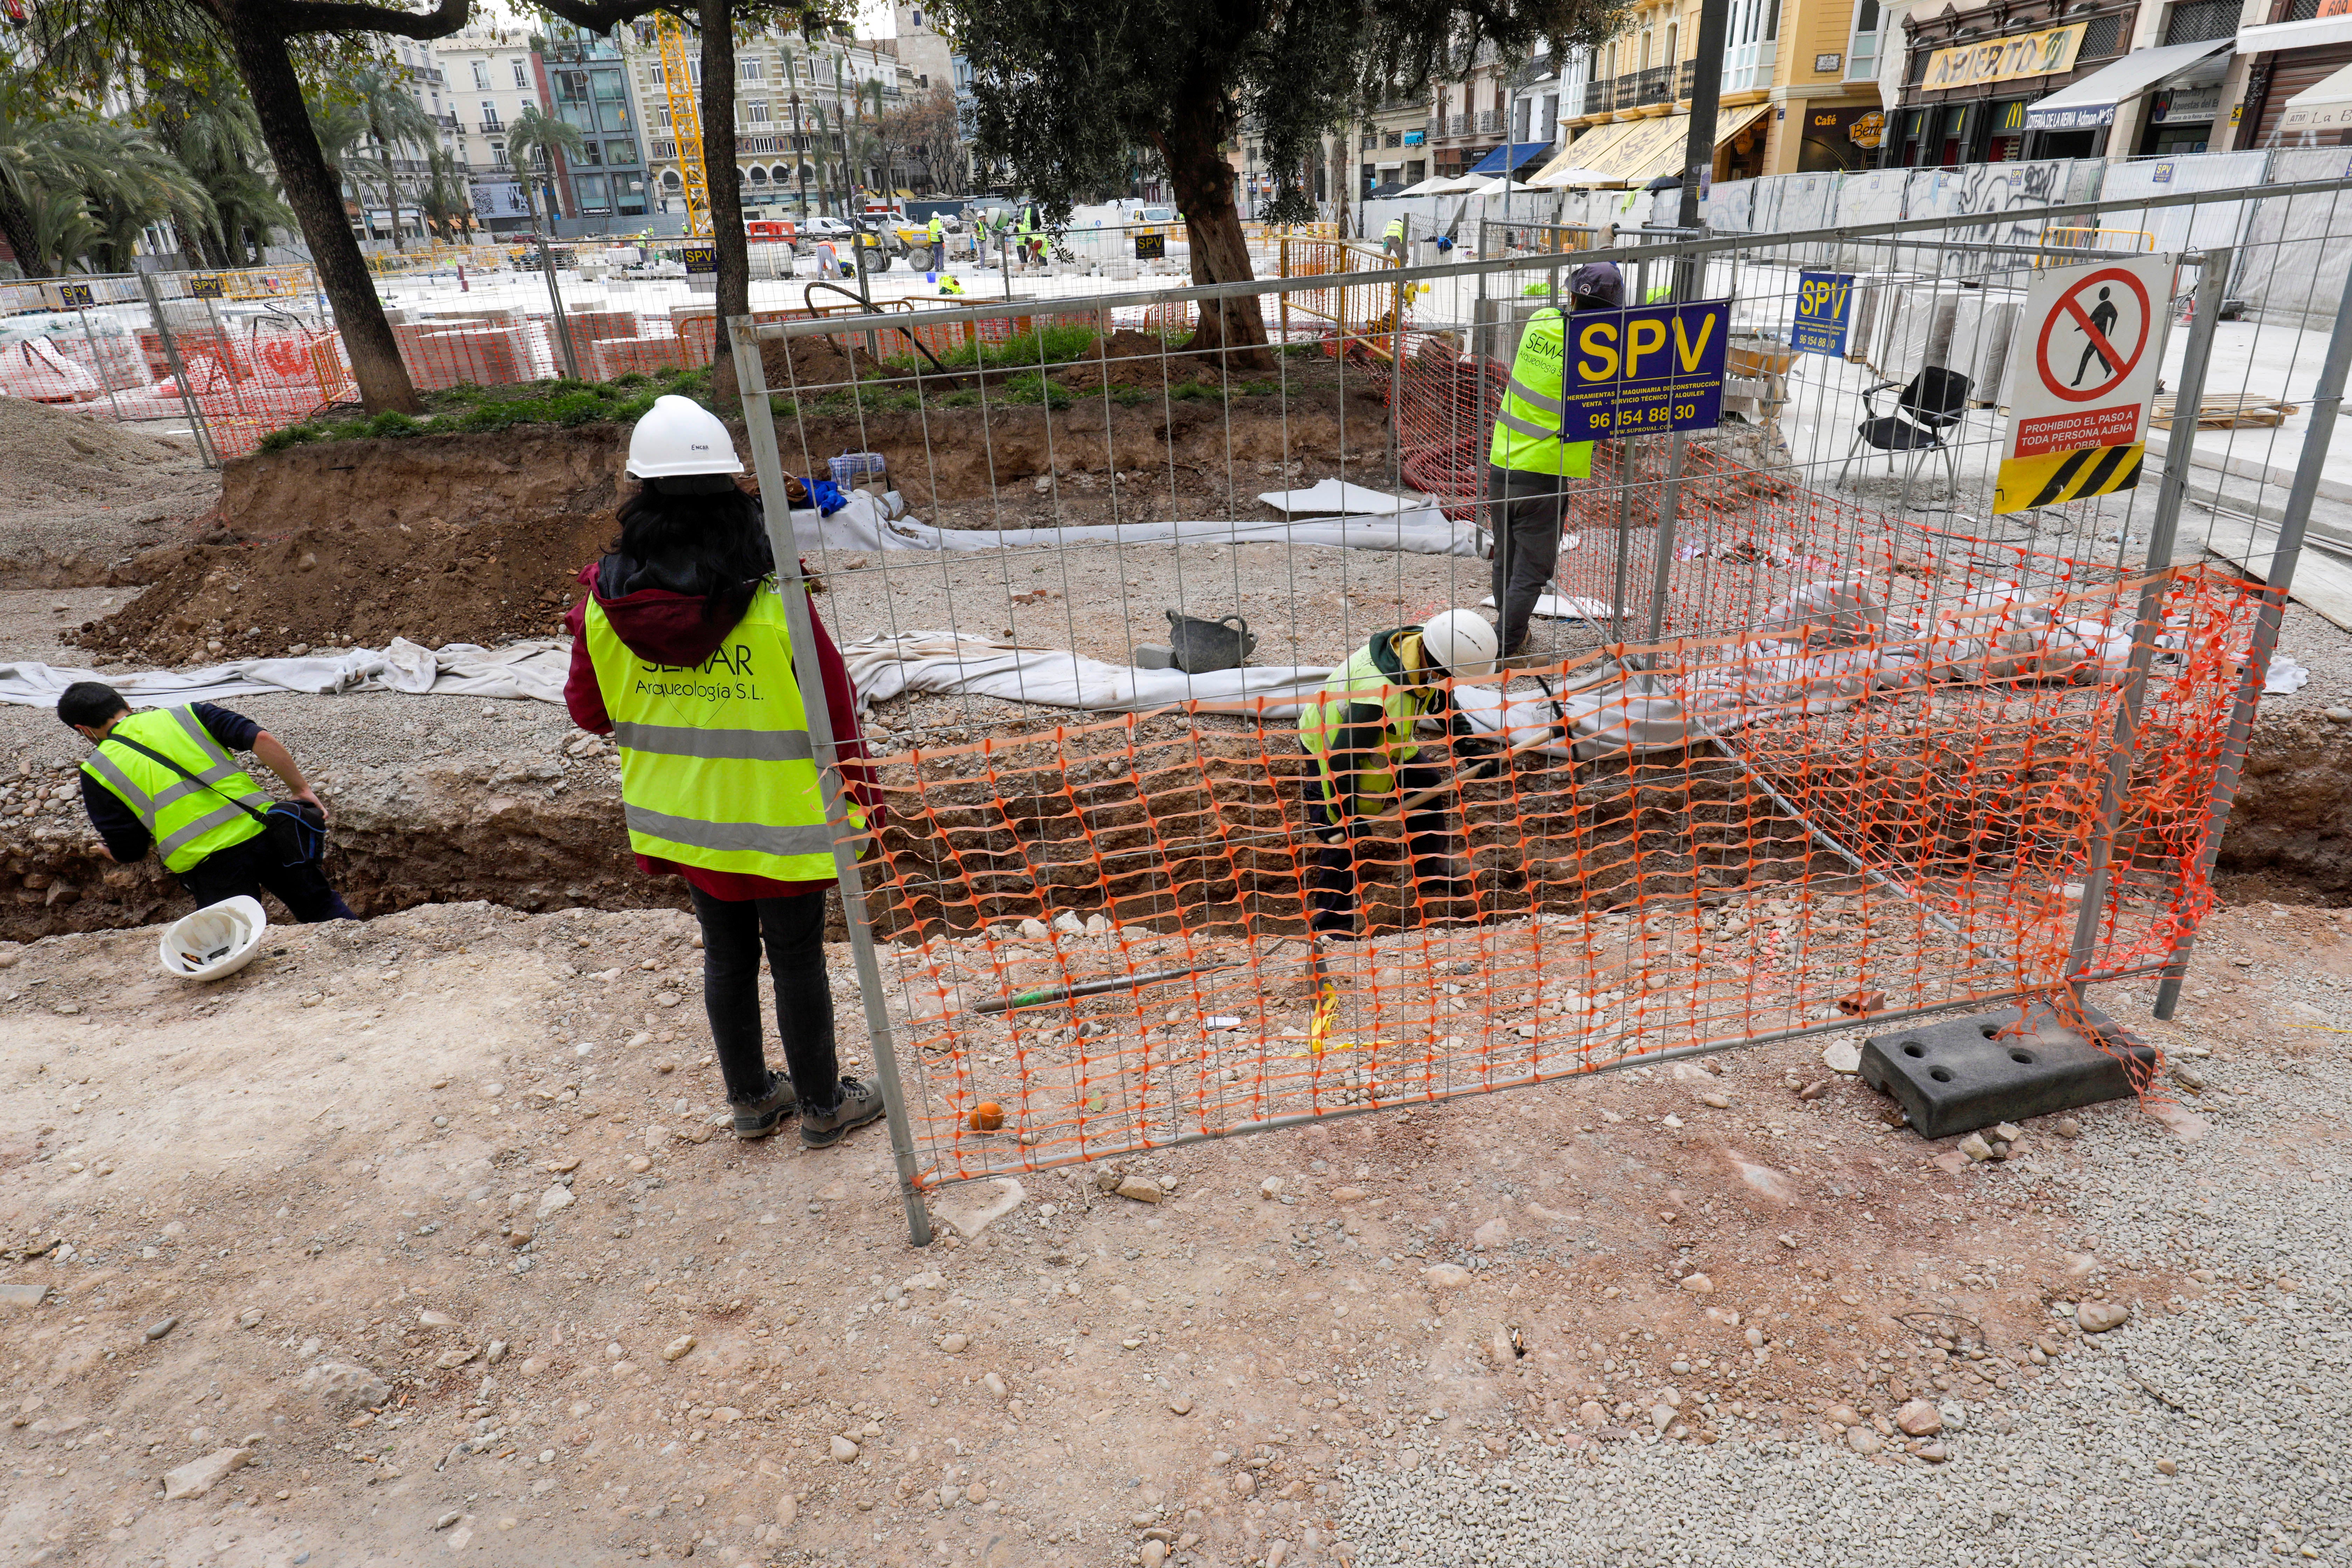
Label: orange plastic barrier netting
xmin=852 ymin=561 xmax=2260 ymax=1192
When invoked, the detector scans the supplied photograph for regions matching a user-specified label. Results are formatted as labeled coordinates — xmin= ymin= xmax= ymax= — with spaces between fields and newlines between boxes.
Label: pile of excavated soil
xmin=72 ymin=388 xmax=1397 ymax=663
xmin=0 ymin=397 xmax=217 ymax=587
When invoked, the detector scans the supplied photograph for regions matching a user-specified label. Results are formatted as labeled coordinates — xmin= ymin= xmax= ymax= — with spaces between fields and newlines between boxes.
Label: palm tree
xmin=416 ymin=146 xmax=472 ymax=242
xmin=150 ymin=77 xmax=293 ymax=266
xmin=0 ymin=79 xmax=210 ymax=275
xmin=306 ymin=93 xmax=368 ymax=251
xmin=504 ymin=104 xmax=584 ymax=233
xmin=74 ymin=118 xmax=214 ymax=271
xmin=345 ymin=64 xmax=434 ymax=251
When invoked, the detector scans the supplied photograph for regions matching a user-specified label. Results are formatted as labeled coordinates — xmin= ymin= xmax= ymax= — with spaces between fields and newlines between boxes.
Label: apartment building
xmin=1554 ymin=0 xmax=1890 ymax=184
xmin=622 ymin=24 xmax=908 ymax=220
xmin=539 ymin=20 xmax=653 ymax=229
xmin=431 ymin=28 xmax=551 ymax=234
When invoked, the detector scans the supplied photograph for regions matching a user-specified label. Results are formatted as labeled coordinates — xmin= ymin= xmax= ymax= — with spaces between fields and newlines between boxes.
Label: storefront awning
xmin=1526 ymin=105 xmax=1770 ymax=187
xmin=1467 ymin=141 xmax=1554 ymax=176
xmin=2279 ymin=59 xmax=2352 ymax=135
xmin=2238 ymin=11 xmax=2352 ymax=56
xmin=2023 ymin=40 xmax=2232 ymax=131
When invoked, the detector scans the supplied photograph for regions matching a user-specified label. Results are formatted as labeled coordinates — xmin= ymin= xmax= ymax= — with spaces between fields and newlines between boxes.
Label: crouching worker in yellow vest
xmin=1382 ymin=215 xmax=1407 ymax=262
xmin=1298 ymin=610 xmax=1500 ymax=938
xmin=564 ymin=396 xmax=887 ymax=1148
xmin=62 ymin=685 xmax=355 ymax=921
xmin=1487 ymin=259 xmax=1620 ymax=658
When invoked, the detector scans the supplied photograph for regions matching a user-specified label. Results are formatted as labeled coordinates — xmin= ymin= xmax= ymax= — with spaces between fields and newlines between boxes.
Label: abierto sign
xmin=1918 ymin=23 xmax=2085 ymax=91
xmin=1994 ymin=254 xmax=2178 ymax=514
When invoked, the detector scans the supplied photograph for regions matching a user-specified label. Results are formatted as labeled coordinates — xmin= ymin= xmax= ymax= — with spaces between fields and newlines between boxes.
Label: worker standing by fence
xmin=1296 ymin=610 xmax=1500 ymax=938
xmin=1486 ymin=259 xmax=1620 ymax=658
xmin=1382 ymin=215 xmax=1407 ymax=262
xmin=564 ymin=396 xmax=887 ymax=1149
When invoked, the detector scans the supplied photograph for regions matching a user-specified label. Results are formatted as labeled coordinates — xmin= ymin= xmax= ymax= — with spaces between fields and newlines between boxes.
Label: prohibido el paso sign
xmin=1993 ymin=254 xmax=2178 ymax=514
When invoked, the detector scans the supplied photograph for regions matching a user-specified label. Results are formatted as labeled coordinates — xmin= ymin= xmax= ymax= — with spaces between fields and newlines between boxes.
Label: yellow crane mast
xmin=654 ymin=13 xmax=712 ymax=238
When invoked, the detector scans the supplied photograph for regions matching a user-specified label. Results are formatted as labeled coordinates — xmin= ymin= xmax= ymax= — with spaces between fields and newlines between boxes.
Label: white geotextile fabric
xmin=1254 ymin=479 xmax=1434 ymax=517
xmin=838 ymin=631 xmax=1334 ymax=716
xmin=0 ymin=637 xmax=572 ymax=709
xmin=797 ymin=490 xmax=1477 ymax=557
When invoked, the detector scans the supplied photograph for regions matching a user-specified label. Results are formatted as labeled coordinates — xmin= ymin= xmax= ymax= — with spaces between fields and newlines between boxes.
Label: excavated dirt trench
xmin=5 ymin=711 xmax=2343 ymax=947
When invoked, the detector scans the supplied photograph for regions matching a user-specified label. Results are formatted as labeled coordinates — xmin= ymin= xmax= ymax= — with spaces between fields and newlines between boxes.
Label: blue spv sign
xmin=1559 ymin=300 xmax=1729 ymax=440
xmin=1792 ymin=271 xmax=1854 ymax=357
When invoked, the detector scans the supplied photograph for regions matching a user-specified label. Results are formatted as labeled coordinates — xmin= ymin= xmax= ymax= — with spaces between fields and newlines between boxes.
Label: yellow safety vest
xmin=1487 ymin=305 xmax=1595 ymax=478
xmin=1383 ymin=218 xmax=1406 ymax=242
xmin=927 ymin=216 xmax=945 ymax=241
xmin=583 ymin=583 xmax=861 ymax=882
xmin=1298 ymin=638 xmax=1442 ymax=811
xmin=81 ymin=705 xmax=270 ymax=874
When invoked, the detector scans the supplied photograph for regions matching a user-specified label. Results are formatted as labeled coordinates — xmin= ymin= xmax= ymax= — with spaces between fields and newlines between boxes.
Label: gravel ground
xmin=1334 ymin=943 xmax=2352 ymax=1568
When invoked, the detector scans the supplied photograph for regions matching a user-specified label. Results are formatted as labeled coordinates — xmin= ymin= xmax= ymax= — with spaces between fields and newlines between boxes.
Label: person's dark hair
xmin=606 ymin=482 xmax=773 ymax=624
xmin=57 ymin=681 xmax=129 ymax=732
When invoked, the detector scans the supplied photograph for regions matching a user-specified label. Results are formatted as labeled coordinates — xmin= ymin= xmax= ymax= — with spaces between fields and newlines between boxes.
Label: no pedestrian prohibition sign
xmin=1993 ymin=254 xmax=2178 ymax=514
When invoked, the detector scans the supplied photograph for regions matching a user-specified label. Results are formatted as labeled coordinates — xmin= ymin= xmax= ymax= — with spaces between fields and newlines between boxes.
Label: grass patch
xmin=257 ymin=365 xmax=713 ymax=453
xmin=878 ymin=322 xmax=1110 ymax=377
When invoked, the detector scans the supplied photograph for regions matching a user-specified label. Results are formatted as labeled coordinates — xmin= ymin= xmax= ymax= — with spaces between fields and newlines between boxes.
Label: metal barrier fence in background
xmin=714 ymin=175 xmax=2352 ymax=1243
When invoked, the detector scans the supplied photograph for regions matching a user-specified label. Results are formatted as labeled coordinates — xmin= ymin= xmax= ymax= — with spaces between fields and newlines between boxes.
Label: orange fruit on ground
xmin=969 ymin=1102 xmax=1006 ymax=1132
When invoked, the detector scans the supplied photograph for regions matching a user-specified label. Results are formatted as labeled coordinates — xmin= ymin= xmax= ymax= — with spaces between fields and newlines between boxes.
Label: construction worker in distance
xmin=1297 ymin=609 xmax=1501 ymax=938
xmin=59 ymin=683 xmax=356 ymax=922
xmin=563 ymin=395 xmax=888 ymax=1150
xmin=1382 ymin=214 xmax=1407 ymax=262
xmin=1018 ymin=201 xmax=1043 ymax=265
xmin=1487 ymin=258 xmax=1622 ymax=659
xmin=925 ymin=210 xmax=946 ymax=259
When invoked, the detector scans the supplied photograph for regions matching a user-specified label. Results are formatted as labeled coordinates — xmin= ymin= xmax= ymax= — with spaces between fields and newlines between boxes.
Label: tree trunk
xmin=0 ymin=183 xmax=47 ymax=276
xmin=1153 ymin=88 xmax=1269 ymax=370
xmin=214 ymin=4 xmax=419 ymax=412
xmin=699 ymin=0 xmax=749 ymax=383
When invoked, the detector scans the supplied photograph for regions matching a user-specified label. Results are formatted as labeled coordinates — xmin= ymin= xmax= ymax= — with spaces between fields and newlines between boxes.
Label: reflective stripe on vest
xmin=1383 ymin=219 xmax=1405 ymax=241
xmin=583 ymin=583 xmax=857 ymax=883
xmin=1297 ymin=643 xmax=1434 ymax=808
xmin=1487 ymin=306 xmax=1595 ymax=479
xmin=80 ymin=705 xmax=271 ymax=873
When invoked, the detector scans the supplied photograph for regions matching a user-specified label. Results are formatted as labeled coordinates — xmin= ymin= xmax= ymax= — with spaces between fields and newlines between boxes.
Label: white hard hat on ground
xmin=625 ymin=394 xmax=743 ymax=484
xmin=1421 ymin=609 xmax=1500 ymax=680
xmin=159 ymin=895 xmax=267 ymax=982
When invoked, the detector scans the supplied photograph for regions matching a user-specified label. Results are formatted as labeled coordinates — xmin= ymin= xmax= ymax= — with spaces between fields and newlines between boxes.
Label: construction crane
xmin=653 ymin=12 xmax=712 ymax=238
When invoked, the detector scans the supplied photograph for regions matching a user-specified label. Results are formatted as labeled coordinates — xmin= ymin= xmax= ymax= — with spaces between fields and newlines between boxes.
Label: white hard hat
xmin=159 ymin=895 xmax=267 ymax=982
xmin=1421 ymin=609 xmax=1500 ymax=680
xmin=625 ymin=394 xmax=743 ymax=481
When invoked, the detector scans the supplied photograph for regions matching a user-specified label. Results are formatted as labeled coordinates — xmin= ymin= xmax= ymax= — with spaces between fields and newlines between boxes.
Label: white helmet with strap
xmin=1420 ymin=609 xmax=1500 ymax=680
xmin=626 ymin=394 xmax=743 ymax=493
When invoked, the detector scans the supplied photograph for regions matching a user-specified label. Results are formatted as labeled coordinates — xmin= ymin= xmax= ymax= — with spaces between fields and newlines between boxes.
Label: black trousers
xmin=1485 ymin=463 xmax=1574 ymax=656
xmin=180 ymin=833 xmax=355 ymax=923
xmin=1305 ymin=765 xmax=1450 ymax=934
xmin=689 ymin=886 xmax=841 ymax=1111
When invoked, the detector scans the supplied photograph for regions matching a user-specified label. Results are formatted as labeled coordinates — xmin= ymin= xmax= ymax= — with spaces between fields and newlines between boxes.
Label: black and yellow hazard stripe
xmin=1993 ymin=443 xmax=2146 ymax=514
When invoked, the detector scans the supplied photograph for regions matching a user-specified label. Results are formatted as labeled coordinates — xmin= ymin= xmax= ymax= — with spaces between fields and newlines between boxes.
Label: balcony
xmin=1678 ymin=58 xmax=1696 ymax=98
xmin=1476 ymin=107 xmax=1502 ymax=133
xmin=432 ymin=112 xmax=460 ymax=130
xmin=1426 ymin=118 xmax=1444 ymax=145
xmin=1723 ymin=37 xmax=1777 ymax=94
xmin=1635 ymin=65 xmax=1673 ymax=106
xmin=1448 ymin=112 xmax=1470 ymax=135
xmin=478 ymin=119 xmax=505 ymax=134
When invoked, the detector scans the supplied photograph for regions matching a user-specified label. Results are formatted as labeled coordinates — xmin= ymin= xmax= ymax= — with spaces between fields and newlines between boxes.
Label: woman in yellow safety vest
xmin=1487 ymin=259 xmax=1621 ymax=658
xmin=563 ymin=396 xmax=887 ymax=1149
xmin=1296 ymin=609 xmax=1500 ymax=937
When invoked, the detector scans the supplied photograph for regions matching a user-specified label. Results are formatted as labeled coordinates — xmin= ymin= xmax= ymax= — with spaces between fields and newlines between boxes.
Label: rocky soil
xmin=0 ymin=898 xmax=2339 ymax=1567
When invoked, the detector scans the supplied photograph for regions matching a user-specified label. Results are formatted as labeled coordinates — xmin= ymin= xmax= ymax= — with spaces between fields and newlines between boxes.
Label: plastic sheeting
xmin=0 ymin=638 xmax=572 ymax=709
xmin=837 ymin=631 xmax=1334 ymax=717
xmin=799 ymin=489 xmax=1478 ymax=557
